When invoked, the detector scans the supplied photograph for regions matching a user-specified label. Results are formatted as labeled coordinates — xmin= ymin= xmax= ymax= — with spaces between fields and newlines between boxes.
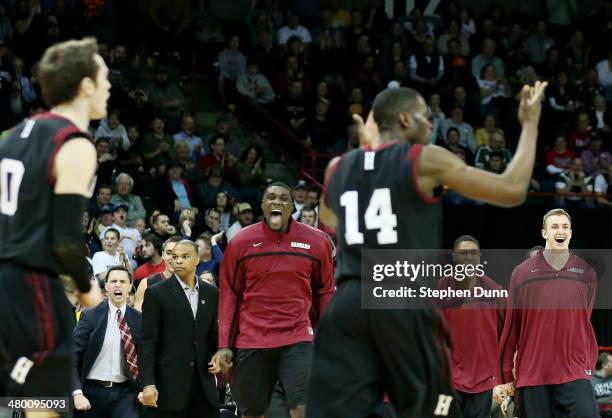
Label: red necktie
xmin=116 ymin=309 xmax=140 ymax=382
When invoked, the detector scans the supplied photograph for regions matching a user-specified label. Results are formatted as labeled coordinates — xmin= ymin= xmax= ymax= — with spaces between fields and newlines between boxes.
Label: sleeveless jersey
xmin=0 ymin=113 xmax=90 ymax=273
xmin=325 ymin=141 xmax=442 ymax=283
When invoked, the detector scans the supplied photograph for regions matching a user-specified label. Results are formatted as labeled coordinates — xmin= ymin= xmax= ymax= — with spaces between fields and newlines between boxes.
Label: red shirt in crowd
xmin=498 ymin=251 xmax=598 ymax=388
xmin=438 ymin=275 xmax=505 ymax=393
xmin=219 ymin=220 xmax=335 ymax=349
xmin=134 ymin=260 xmax=165 ymax=284
xmin=545 ymin=148 xmax=577 ymax=170
xmin=568 ymin=128 xmax=592 ymax=151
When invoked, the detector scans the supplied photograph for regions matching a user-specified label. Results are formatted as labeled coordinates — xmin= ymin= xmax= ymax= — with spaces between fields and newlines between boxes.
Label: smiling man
xmin=212 ymin=182 xmax=335 ymax=418
xmin=496 ymin=208 xmax=599 ymax=418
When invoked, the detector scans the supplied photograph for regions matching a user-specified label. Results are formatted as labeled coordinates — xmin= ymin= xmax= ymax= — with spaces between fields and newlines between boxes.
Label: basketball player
xmin=307 ymin=81 xmax=547 ymax=418
xmin=495 ymin=208 xmax=599 ymax=418
xmin=0 ymin=38 xmax=108 ymax=414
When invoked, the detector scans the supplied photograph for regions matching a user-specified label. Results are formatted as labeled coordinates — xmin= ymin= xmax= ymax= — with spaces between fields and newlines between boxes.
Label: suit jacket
xmin=140 ymin=274 xmax=219 ymax=411
xmin=73 ymin=302 xmax=143 ymax=392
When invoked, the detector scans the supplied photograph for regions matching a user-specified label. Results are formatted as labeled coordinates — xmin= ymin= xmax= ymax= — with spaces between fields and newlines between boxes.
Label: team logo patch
xmin=568 ymin=267 xmax=584 ymax=274
xmin=291 ymin=242 xmax=311 ymax=249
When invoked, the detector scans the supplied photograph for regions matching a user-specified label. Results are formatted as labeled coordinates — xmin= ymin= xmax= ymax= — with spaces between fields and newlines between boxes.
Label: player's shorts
xmin=307 ymin=279 xmax=461 ymax=418
xmin=515 ymin=379 xmax=600 ymax=418
xmin=230 ymin=342 xmax=312 ymax=416
xmin=0 ymin=262 xmax=76 ymax=400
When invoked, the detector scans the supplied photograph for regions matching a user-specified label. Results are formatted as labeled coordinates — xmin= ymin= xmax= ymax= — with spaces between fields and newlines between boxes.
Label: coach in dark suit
xmin=73 ymin=266 xmax=142 ymax=418
xmin=140 ymin=239 xmax=219 ymax=418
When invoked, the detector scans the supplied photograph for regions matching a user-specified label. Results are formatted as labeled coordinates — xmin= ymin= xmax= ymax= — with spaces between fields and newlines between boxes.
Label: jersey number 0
xmin=340 ymin=188 xmax=398 ymax=245
xmin=0 ymin=159 xmax=25 ymax=216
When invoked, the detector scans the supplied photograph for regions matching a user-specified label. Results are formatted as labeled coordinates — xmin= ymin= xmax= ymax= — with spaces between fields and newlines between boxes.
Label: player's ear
xmin=80 ymin=77 xmax=96 ymax=97
xmin=398 ymin=111 xmax=413 ymax=131
xmin=541 ymin=228 xmax=547 ymax=240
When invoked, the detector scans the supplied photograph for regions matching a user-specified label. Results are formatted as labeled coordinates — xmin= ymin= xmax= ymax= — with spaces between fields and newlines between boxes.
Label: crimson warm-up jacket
xmin=219 ymin=220 xmax=335 ymax=349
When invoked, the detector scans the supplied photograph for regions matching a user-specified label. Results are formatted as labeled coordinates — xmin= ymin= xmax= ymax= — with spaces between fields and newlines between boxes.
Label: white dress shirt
xmin=88 ymin=301 xmax=128 ymax=383
xmin=176 ymin=275 xmax=199 ymax=318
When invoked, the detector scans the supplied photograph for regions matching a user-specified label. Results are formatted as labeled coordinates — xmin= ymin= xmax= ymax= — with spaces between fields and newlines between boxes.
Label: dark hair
xmin=205 ymin=208 xmax=221 ymax=218
xmin=106 ymin=265 xmax=133 ymax=283
xmin=300 ymin=206 xmax=317 ymax=218
xmin=446 ymin=127 xmax=460 ymax=138
xmin=104 ymin=228 xmax=120 ymax=239
xmin=264 ymin=181 xmax=293 ymax=198
xmin=453 ymin=234 xmax=480 ymax=249
xmin=596 ymin=352 xmax=612 ymax=370
xmin=489 ymin=151 xmax=504 ymax=160
xmin=142 ymin=233 xmax=163 ymax=255
xmin=209 ymin=136 xmax=226 ymax=152
xmin=38 ymin=37 xmax=100 ymax=107
xmin=240 ymin=145 xmax=265 ymax=168
xmin=97 ymin=184 xmax=112 ymax=192
xmin=152 ymin=213 xmax=168 ymax=226
xmin=163 ymin=235 xmax=182 ymax=250
xmin=372 ymin=87 xmax=422 ymax=132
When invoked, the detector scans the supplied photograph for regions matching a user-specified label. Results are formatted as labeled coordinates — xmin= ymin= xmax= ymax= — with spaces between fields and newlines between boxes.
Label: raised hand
xmin=518 ymin=80 xmax=548 ymax=126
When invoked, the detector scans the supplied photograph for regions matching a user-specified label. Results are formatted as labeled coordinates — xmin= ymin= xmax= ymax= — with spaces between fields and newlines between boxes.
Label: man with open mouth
xmin=212 ymin=182 xmax=335 ymax=418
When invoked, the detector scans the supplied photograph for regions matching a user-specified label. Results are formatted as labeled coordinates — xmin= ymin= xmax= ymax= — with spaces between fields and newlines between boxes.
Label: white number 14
xmin=340 ymin=188 xmax=398 ymax=245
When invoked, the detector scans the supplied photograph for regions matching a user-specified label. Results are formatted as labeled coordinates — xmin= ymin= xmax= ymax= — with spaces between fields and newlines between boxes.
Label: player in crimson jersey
xmin=495 ymin=208 xmax=600 ymax=418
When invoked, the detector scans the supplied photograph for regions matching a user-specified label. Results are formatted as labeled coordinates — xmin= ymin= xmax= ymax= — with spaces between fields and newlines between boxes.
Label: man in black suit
xmin=140 ymin=240 xmax=219 ymax=418
xmin=73 ymin=266 xmax=142 ymax=418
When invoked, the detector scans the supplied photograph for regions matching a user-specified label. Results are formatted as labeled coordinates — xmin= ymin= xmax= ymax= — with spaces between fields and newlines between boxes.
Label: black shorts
xmin=230 ymin=342 xmax=312 ymax=416
xmin=0 ymin=262 xmax=76 ymax=399
xmin=515 ymin=379 xmax=599 ymax=418
xmin=307 ymin=280 xmax=460 ymax=418
xmin=456 ymin=390 xmax=493 ymax=418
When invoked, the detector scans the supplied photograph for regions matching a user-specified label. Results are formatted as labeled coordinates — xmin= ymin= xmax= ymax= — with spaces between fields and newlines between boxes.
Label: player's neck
xmin=50 ymin=101 xmax=91 ymax=132
xmin=163 ymin=269 xmax=173 ymax=278
xmin=542 ymin=248 xmax=569 ymax=270
xmin=379 ymin=131 xmax=405 ymax=144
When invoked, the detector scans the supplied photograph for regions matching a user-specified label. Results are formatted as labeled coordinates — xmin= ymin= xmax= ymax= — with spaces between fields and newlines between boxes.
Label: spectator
xmin=384 ymin=44 xmax=409 ymax=83
xmin=409 ymin=37 xmax=444 ymax=97
xmin=203 ymin=113 xmax=242 ymax=158
xmin=146 ymin=67 xmax=184 ymax=130
xmin=150 ymin=213 xmax=177 ymax=241
xmin=428 ymin=93 xmax=445 ymax=144
xmin=236 ymin=60 xmax=275 ymax=105
xmin=469 ymin=17 xmax=505 ymax=58
xmin=577 ymin=68 xmax=605 ymax=110
xmin=198 ymin=135 xmax=228 ymax=177
xmin=0 ymin=4 xmax=12 ymax=43
xmin=277 ymin=11 xmax=312 ymax=46
xmin=592 ymin=352 xmax=612 ymax=409
xmin=475 ymin=131 xmax=512 ymax=169
xmin=95 ymin=137 xmax=115 ymax=187
xmin=299 ymin=206 xmax=317 ymax=227
xmin=437 ymin=19 xmax=469 ymax=57
xmin=134 ymin=218 xmax=146 ymax=236
xmin=545 ymin=136 xmax=577 ymax=176
xmin=596 ymin=50 xmax=612 ymax=101
xmin=486 ymin=151 xmax=506 ymax=173
xmin=478 ymin=63 xmax=512 ymax=118
xmin=72 ymin=266 xmax=142 ymax=418
xmin=364 ymin=0 xmax=389 ymax=35
xmin=217 ymin=35 xmax=247 ymax=106
xmin=304 ymin=186 xmax=321 ymax=209
xmin=581 ymin=135 xmax=612 ymax=176
xmin=201 ymin=208 xmax=222 ymax=236
xmin=89 ymin=184 xmax=113 ymax=219
xmin=278 ymin=80 xmax=309 ymax=139
xmin=213 ymin=183 xmax=334 ymax=418
xmin=308 ymin=98 xmax=339 ymax=151
xmin=471 ymin=38 xmax=505 ymax=80
xmin=526 ymin=20 xmax=556 ymax=63
xmin=563 ymin=30 xmax=590 ymax=81
xmin=555 ymin=158 xmax=596 ymax=208
xmin=197 ymin=167 xmax=239 ymax=209
xmin=547 ymin=70 xmax=577 ymax=124
xmin=95 ymin=110 xmax=130 ymax=159
xmin=134 ymin=234 xmax=165 ymax=284
xmin=173 ymin=115 xmax=204 ymax=160
xmin=99 ymin=204 xmax=142 ymax=268
xmin=235 ymin=145 xmax=265 ymax=190
xmin=10 ymin=55 xmax=36 ymax=118
xmin=116 ymin=125 xmax=145 ymax=177
xmin=226 ymin=203 xmax=254 ymax=242
xmin=568 ymin=112 xmax=593 ymax=153
xmin=214 ymin=191 xmax=233 ymax=232
xmin=111 ymin=173 xmax=147 ymax=225
xmin=195 ymin=232 xmax=224 ymax=279
xmin=441 ymin=104 xmax=477 ymax=153
xmin=95 ymin=205 xmax=116 ymax=238
xmin=92 ymin=229 xmax=133 ymax=281
xmin=122 ymin=89 xmax=154 ymax=133
xmin=160 ymin=160 xmax=196 ymax=215
xmin=594 ymin=165 xmax=612 ymax=207
xmin=448 ymin=85 xmax=480 ymax=126
xmin=475 ymin=114 xmax=503 ymax=148
xmin=591 ymin=95 xmax=612 ymax=138
xmin=140 ymin=240 xmax=220 ymax=417
xmin=107 ymin=43 xmax=137 ymax=106
xmin=178 ymin=208 xmax=198 ymax=239
xmin=346 ymin=9 xmax=369 ymax=52
xmin=174 ymin=142 xmax=196 ymax=175
xmin=459 ymin=7 xmax=476 ymax=39
xmin=250 ymin=29 xmax=282 ymax=82
xmin=442 ymin=127 xmax=474 ymax=166
xmin=142 ymin=117 xmax=174 ymax=175
xmin=292 ymin=180 xmax=308 ymax=220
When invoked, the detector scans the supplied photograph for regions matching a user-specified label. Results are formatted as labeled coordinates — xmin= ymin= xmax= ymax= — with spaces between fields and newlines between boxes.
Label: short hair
xmin=596 ymin=352 xmax=612 ymax=370
xmin=38 ymin=38 xmax=100 ymax=107
xmin=489 ymin=151 xmax=503 ymax=160
xmin=264 ymin=182 xmax=293 ymax=199
xmin=205 ymin=208 xmax=221 ymax=218
xmin=196 ymin=235 xmax=212 ymax=250
xmin=174 ymin=239 xmax=199 ymax=255
xmin=152 ymin=213 xmax=168 ymax=225
xmin=115 ymin=173 xmax=134 ymax=186
xmin=446 ymin=127 xmax=460 ymax=138
xmin=542 ymin=208 xmax=571 ymax=229
xmin=453 ymin=235 xmax=480 ymax=249
xmin=104 ymin=228 xmax=120 ymax=239
xmin=163 ymin=235 xmax=182 ymax=250
xmin=106 ymin=265 xmax=133 ymax=283
xmin=98 ymin=184 xmax=112 ymax=192
xmin=142 ymin=233 xmax=163 ymax=255
xmin=372 ymin=87 xmax=422 ymax=132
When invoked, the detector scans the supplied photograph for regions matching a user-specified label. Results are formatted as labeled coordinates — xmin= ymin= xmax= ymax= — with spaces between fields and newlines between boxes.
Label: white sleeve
xmin=92 ymin=253 xmax=107 ymax=276
xmin=595 ymin=175 xmax=607 ymax=194
xmin=547 ymin=164 xmax=564 ymax=175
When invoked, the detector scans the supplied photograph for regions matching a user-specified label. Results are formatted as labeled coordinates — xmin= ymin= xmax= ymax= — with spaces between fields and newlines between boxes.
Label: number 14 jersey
xmin=0 ymin=113 xmax=90 ymax=273
xmin=324 ymin=141 xmax=442 ymax=284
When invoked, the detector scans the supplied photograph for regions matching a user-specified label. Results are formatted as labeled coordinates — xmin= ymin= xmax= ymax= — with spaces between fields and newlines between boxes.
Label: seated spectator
xmin=591 ymin=352 xmax=612 ymax=410
xmin=308 ymin=98 xmax=340 ymax=151
xmin=277 ymin=11 xmax=312 ymax=46
xmin=195 ymin=232 xmax=224 ymax=280
xmin=440 ymin=104 xmax=476 ymax=153
xmin=142 ymin=117 xmax=174 ymax=175
xmin=346 ymin=9 xmax=369 ymax=52
xmin=568 ymin=112 xmax=593 ymax=153
xmin=477 ymin=63 xmax=512 ymax=118
xmin=292 ymin=180 xmax=308 ymax=220
xmin=226 ymin=202 xmax=255 ymax=242
xmin=159 ymin=161 xmax=196 ymax=216
xmin=150 ymin=213 xmax=176 ymax=240
xmin=145 ymin=66 xmax=184 ymax=131
xmin=134 ymin=233 xmax=165 ymax=284
xmin=441 ymin=127 xmax=474 ymax=165
xmin=555 ymin=158 xmax=596 ymax=208
xmin=563 ymin=30 xmax=590 ymax=82
xmin=347 ymin=87 xmax=366 ymax=119
xmin=99 ymin=204 xmax=142 ymax=268
xmin=173 ymin=142 xmax=201 ymax=182
xmin=469 ymin=17 xmax=505 ymax=58
xmin=236 ymin=60 xmax=275 ymax=105
xmin=235 ymin=145 xmax=266 ymax=190
xmin=285 ymin=35 xmax=309 ymax=69
xmin=437 ymin=19 xmax=469 ymax=57
xmin=95 ymin=137 xmax=115 ymax=187
xmin=547 ymin=70 xmax=577 ymax=123
xmin=203 ymin=113 xmax=242 ymax=157
xmin=92 ymin=228 xmax=133 ymax=281
xmin=274 ymin=54 xmax=313 ymax=98
xmin=383 ymin=36 xmax=409 ymax=79
xmin=475 ymin=114 xmax=503 ymax=148
xmin=387 ymin=60 xmax=410 ymax=88
xmin=576 ymin=68 xmax=605 ymax=109
xmin=89 ymin=184 xmax=113 ymax=219
xmin=409 ymin=37 xmax=444 ymax=97
xmin=107 ymin=43 xmax=138 ymax=108
xmin=525 ymin=20 xmax=555 ymax=64
xmin=471 ymin=38 xmax=505 ymax=80
xmin=214 ymin=191 xmax=234 ymax=232
xmin=581 ymin=135 xmax=612 ymax=176
xmin=177 ymin=208 xmax=200 ymax=239
xmin=173 ymin=115 xmax=204 ymax=160
xmin=251 ymin=29 xmax=282 ymax=82
xmin=117 ymin=125 xmax=145 ymax=177
xmin=111 ymin=173 xmax=146 ymax=225
xmin=475 ymin=131 xmax=512 ymax=169
xmin=596 ymin=50 xmax=612 ymax=101
xmin=95 ymin=205 xmax=115 ymax=237
xmin=299 ymin=206 xmax=317 ymax=227
xmin=447 ymin=85 xmax=480 ymax=126
xmin=277 ymin=80 xmax=309 ymax=139
xmin=10 ymin=56 xmax=36 ymax=118
xmin=408 ymin=16 xmax=433 ymax=46
xmin=217 ymin=35 xmax=247 ymax=106
xmin=485 ymin=151 xmax=506 ymax=174
xmin=197 ymin=167 xmax=239 ymax=209
xmin=537 ymin=47 xmax=562 ymax=81
xmin=594 ymin=165 xmax=612 ymax=207
xmin=122 ymin=88 xmax=154 ymax=133
xmin=546 ymin=136 xmax=577 ymax=176
xmin=201 ymin=208 xmax=222 ymax=235
xmin=198 ymin=135 xmax=232 ymax=177
xmin=591 ymin=95 xmax=612 ymax=139
xmin=459 ymin=8 xmax=476 ymax=39
xmin=134 ymin=218 xmax=146 ymax=236
xmin=348 ymin=33 xmax=373 ymax=69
